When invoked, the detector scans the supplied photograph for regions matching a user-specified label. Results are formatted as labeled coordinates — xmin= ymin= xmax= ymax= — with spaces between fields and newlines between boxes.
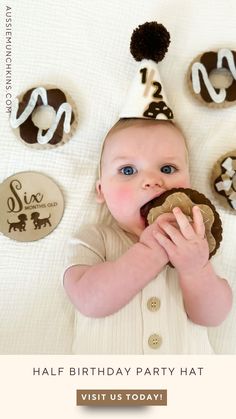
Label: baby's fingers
xmin=155 ymin=212 xmax=179 ymax=230
xmin=192 ymin=206 xmax=205 ymax=239
xmin=156 ymin=212 xmax=176 ymax=224
xmin=154 ymin=230 xmax=176 ymax=255
xmin=172 ymin=207 xmax=195 ymax=240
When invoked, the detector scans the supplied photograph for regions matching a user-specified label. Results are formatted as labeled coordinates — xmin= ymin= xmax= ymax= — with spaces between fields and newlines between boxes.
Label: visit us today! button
xmin=76 ymin=389 xmax=167 ymax=406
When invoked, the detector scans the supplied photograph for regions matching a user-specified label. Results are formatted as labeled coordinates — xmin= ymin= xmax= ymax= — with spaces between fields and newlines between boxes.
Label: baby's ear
xmin=96 ymin=180 xmax=105 ymax=203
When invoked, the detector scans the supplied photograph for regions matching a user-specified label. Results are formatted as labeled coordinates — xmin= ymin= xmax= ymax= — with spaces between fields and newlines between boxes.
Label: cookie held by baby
xmin=141 ymin=188 xmax=222 ymax=259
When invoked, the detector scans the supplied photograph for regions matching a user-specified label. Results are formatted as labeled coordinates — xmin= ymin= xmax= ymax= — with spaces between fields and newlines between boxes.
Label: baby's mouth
xmin=140 ymin=196 xmax=161 ymax=225
xmin=140 ymin=192 xmax=167 ymax=226
xmin=140 ymin=197 xmax=157 ymax=225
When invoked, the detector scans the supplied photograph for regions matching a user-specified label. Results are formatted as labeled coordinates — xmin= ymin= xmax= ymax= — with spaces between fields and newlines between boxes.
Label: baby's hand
xmin=139 ymin=217 xmax=172 ymax=266
xmin=154 ymin=206 xmax=209 ymax=276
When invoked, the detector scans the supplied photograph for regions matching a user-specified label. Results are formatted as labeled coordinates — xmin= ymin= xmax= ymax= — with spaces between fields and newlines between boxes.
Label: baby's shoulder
xmin=78 ymin=222 xmax=134 ymax=251
xmin=78 ymin=222 xmax=124 ymax=241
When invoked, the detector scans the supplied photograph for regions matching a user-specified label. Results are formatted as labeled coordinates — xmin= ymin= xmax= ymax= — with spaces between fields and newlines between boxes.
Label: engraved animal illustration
xmin=7 ymin=213 xmax=28 ymax=232
xmin=31 ymin=212 xmax=52 ymax=229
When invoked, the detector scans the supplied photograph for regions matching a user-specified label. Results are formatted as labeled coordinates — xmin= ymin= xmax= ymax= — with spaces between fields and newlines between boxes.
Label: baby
xmin=63 ymin=118 xmax=232 ymax=354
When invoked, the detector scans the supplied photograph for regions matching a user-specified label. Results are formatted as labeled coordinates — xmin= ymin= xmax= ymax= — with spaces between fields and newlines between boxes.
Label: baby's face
xmin=97 ymin=121 xmax=190 ymax=237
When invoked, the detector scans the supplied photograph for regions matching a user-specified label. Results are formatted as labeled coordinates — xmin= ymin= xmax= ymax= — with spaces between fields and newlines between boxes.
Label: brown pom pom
xmin=130 ymin=21 xmax=170 ymax=63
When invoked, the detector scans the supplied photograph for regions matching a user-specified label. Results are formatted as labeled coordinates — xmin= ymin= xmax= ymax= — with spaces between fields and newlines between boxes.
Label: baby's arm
xmin=155 ymin=206 xmax=233 ymax=326
xmin=64 ymin=222 xmax=168 ymax=318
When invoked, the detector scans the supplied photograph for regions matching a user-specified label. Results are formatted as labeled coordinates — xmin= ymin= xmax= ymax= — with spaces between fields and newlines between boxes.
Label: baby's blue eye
xmin=161 ymin=165 xmax=176 ymax=174
xmin=120 ymin=166 xmax=137 ymax=176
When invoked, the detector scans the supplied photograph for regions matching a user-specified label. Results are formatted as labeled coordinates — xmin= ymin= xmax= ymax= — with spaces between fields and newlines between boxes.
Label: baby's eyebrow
xmin=161 ymin=157 xmax=182 ymax=164
xmin=110 ymin=155 xmax=182 ymax=164
xmin=161 ymin=155 xmax=178 ymax=161
xmin=111 ymin=156 xmax=130 ymax=163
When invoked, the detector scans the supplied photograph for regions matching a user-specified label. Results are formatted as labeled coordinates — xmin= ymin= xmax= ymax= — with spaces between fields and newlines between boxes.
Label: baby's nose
xmin=142 ymin=173 xmax=164 ymax=189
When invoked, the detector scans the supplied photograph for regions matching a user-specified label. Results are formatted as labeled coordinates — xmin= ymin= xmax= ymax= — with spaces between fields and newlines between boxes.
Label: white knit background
xmin=0 ymin=0 xmax=235 ymax=353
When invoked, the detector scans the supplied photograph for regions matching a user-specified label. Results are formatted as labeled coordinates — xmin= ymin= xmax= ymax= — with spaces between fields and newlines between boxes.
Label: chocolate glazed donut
xmin=17 ymin=88 xmax=75 ymax=145
xmin=189 ymin=49 xmax=236 ymax=106
xmin=212 ymin=152 xmax=236 ymax=211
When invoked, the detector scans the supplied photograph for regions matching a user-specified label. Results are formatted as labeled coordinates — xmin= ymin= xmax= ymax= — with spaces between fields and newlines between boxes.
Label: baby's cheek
xmin=110 ymin=184 xmax=134 ymax=203
xmin=171 ymin=175 xmax=191 ymax=189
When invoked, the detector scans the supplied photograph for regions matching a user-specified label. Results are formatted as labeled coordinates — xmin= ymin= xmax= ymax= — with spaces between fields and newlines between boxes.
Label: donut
xmin=188 ymin=48 xmax=236 ymax=107
xmin=140 ymin=187 xmax=222 ymax=258
xmin=212 ymin=151 xmax=236 ymax=211
xmin=10 ymin=86 xmax=78 ymax=148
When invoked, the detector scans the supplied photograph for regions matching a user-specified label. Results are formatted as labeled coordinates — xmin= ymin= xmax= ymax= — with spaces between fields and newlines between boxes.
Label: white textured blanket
xmin=0 ymin=0 xmax=235 ymax=353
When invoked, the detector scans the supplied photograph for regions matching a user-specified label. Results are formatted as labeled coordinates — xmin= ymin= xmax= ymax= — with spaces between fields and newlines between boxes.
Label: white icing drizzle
xmin=191 ymin=63 xmax=226 ymax=103
xmin=215 ymin=155 xmax=236 ymax=210
xmin=222 ymin=156 xmax=233 ymax=171
xmin=10 ymin=87 xmax=73 ymax=145
xmin=225 ymin=169 xmax=235 ymax=177
xmin=215 ymin=179 xmax=232 ymax=192
xmin=217 ymin=48 xmax=236 ymax=78
xmin=37 ymin=102 xmax=72 ymax=145
xmin=10 ymin=87 xmax=48 ymax=128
